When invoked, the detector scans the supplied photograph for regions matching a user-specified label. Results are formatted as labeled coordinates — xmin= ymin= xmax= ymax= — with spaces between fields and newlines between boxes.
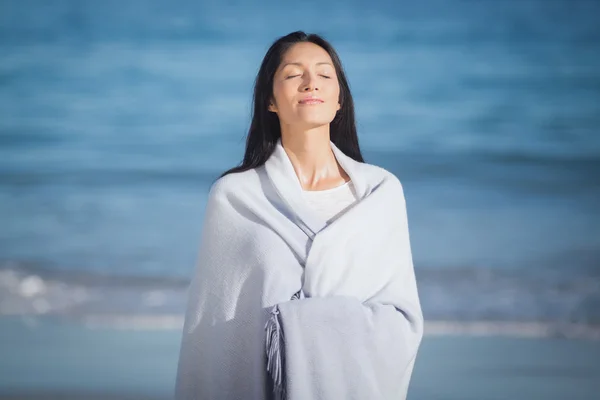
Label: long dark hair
xmin=218 ymin=31 xmax=364 ymax=180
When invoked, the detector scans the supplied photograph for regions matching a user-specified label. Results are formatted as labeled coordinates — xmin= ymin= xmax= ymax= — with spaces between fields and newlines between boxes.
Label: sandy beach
xmin=1 ymin=316 xmax=598 ymax=400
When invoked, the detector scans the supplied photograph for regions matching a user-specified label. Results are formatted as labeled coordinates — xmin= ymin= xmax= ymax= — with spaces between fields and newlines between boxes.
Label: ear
xmin=268 ymin=101 xmax=277 ymax=113
xmin=337 ymin=102 xmax=341 ymax=111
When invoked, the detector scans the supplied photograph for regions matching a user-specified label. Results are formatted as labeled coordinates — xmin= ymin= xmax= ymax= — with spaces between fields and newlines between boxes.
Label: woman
xmin=175 ymin=31 xmax=423 ymax=400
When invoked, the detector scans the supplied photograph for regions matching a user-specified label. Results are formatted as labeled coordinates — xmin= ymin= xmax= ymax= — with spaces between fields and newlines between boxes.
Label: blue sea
xmin=1 ymin=0 xmax=599 ymax=336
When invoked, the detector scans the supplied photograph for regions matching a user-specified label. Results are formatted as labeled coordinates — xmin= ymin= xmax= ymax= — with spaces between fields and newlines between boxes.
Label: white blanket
xmin=175 ymin=137 xmax=423 ymax=400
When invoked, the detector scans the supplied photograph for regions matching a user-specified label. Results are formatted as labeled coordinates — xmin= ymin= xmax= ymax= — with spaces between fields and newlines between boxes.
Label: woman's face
xmin=269 ymin=42 xmax=341 ymax=130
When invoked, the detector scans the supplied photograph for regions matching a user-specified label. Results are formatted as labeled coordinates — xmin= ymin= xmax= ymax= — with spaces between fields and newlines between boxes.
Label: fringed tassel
xmin=265 ymin=290 xmax=304 ymax=400
xmin=265 ymin=305 xmax=286 ymax=400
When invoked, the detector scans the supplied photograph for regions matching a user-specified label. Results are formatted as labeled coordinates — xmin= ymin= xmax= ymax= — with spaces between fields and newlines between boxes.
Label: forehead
xmin=279 ymin=42 xmax=333 ymax=66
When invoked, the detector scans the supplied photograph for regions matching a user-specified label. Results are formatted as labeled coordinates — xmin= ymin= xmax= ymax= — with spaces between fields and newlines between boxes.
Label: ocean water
xmin=1 ymin=0 xmax=599 ymax=334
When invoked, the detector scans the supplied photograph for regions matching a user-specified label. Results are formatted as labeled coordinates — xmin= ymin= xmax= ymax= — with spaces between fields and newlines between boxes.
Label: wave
xmin=12 ymin=314 xmax=600 ymax=341
xmin=2 ymin=261 xmax=599 ymax=340
xmin=0 ymin=262 xmax=188 ymax=318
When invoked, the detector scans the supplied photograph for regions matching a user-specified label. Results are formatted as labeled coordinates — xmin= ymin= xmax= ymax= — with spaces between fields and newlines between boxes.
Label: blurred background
xmin=1 ymin=0 xmax=599 ymax=399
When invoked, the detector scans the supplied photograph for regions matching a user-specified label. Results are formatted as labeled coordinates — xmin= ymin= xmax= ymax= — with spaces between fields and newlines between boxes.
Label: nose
xmin=301 ymin=73 xmax=318 ymax=92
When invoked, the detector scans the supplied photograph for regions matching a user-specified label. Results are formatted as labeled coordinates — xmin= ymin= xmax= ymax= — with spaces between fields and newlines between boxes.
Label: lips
xmin=298 ymin=97 xmax=324 ymax=105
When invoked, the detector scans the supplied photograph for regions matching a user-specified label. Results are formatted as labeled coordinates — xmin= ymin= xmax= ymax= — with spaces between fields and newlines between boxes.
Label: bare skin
xmin=268 ymin=42 xmax=349 ymax=192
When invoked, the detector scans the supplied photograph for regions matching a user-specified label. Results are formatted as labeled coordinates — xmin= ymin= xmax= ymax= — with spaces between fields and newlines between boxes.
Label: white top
xmin=301 ymin=179 xmax=359 ymax=223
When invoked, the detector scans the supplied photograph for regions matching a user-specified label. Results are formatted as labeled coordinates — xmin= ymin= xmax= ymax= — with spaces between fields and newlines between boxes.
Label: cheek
xmin=273 ymin=83 xmax=292 ymax=104
xmin=321 ymin=79 xmax=340 ymax=101
xmin=331 ymin=81 xmax=341 ymax=99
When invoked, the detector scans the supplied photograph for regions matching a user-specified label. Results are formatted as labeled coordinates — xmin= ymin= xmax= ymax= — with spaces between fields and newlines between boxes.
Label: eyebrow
xmin=280 ymin=61 xmax=333 ymax=69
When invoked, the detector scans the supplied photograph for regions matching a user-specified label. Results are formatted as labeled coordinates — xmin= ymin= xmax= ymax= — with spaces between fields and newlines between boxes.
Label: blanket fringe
xmin=265 ymin=305 xmax=285 ymax=400
xmin=265 ymin=290 xmax=304 ymax=400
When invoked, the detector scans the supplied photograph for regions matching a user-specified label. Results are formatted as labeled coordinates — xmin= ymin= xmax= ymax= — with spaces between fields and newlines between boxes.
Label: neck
xmin=280 ymin=124 xmax=347 ymax=190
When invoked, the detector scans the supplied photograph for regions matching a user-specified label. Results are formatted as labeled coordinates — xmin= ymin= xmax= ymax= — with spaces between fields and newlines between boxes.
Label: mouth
xmin=298 ymin=98 xmax=324 ymax=105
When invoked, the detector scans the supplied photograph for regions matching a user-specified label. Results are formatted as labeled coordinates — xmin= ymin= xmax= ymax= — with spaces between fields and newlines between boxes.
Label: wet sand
xmin=1 ymin=317 xmax=598 ymax=400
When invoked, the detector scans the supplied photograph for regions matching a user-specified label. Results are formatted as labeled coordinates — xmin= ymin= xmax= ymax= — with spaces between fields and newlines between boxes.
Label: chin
xmin=297 ymin=119 xmax=334 ymax=130
xmin=296 ymin=113 xmax=336 ymax=128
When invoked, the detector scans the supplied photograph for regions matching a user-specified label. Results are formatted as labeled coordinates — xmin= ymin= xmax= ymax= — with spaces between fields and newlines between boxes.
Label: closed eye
xmin=286 ymin=74 xmax=331 ymax=79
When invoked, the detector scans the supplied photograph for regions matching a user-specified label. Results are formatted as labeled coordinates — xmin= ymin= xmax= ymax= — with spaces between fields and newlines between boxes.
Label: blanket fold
xmin=263 ymin=142 xmax=423 ymax=399
xmin=175 ymin=137 xmax=423 ymax=400
xmin=269 ymin=295 xmax=422 ymax=400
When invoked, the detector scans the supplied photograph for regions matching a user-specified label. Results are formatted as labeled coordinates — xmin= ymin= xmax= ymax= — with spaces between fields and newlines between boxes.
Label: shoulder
xmin=200 ymin=169 xmax=260 ymax=224
xmin=361 ymin=160 xmax=405 ymax=191
xmin=208 ymin=168 xmax=260 ymax=199
xmin=356 ymin=161 xmax=408 ymax=209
